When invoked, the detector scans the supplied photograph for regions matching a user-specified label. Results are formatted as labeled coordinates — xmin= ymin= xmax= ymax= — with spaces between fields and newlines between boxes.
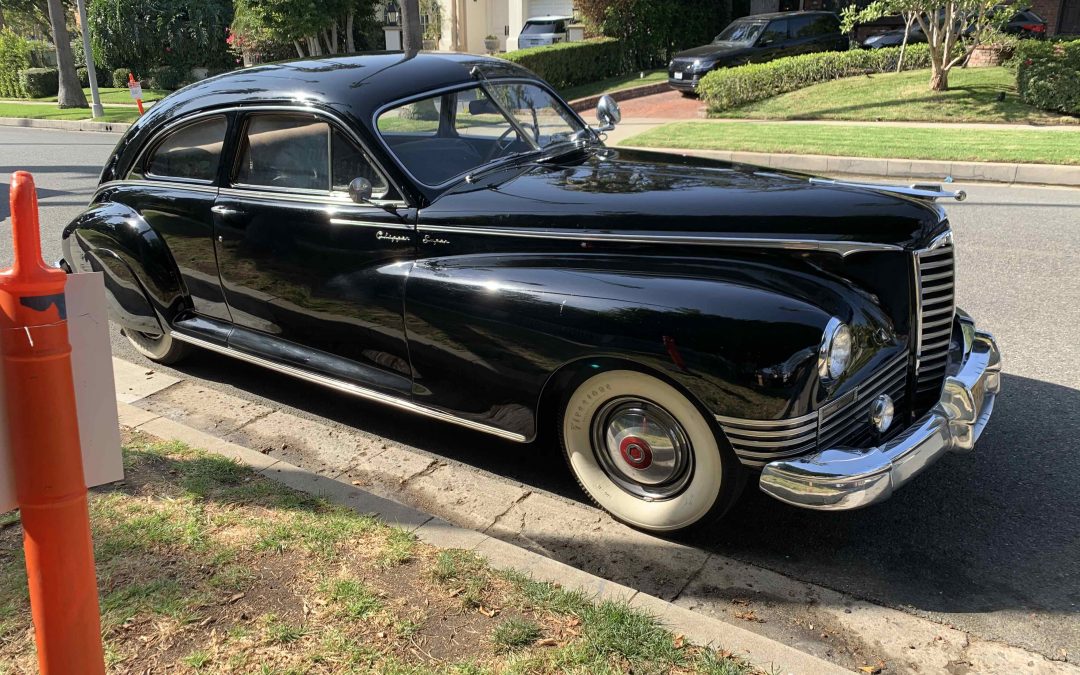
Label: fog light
xmin=869 ymin=394 xmax=894 ymax=433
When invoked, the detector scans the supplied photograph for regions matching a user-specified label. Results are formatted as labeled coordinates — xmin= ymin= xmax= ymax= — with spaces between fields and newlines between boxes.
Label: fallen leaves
xmin=858 ymin=659 xmax=886 ymax=673
xmin=733 ymin=609 xmax=765 ymax=623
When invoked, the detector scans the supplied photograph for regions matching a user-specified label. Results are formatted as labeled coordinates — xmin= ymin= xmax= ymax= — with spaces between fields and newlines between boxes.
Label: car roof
xmin=736 ymin=10 xmax=837 ymax=20
xmin=125 ymin=52 xmax=536 ymax=139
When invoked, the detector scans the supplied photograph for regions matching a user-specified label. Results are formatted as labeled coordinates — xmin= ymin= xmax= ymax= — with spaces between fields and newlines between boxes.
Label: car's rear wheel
xmin=559 ymin=369 xmax=743 ymax=533
xmin=122 ymin=327 xmax=190 ymax=365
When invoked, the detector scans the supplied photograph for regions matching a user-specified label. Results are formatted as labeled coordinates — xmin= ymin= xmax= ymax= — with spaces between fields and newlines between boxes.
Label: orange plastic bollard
xmin=128 ymin=72 xmax=144 ymax=116
xmin=0 ymin=171 xmax=106 ymax=674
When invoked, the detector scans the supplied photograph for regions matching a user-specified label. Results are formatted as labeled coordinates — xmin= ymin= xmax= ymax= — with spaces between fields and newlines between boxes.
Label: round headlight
xmin=819 ymin=320 xmax=852 ymax=381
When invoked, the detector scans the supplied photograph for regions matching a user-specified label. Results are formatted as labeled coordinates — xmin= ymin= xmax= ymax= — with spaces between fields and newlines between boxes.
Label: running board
xmin=170 ymin=331 xmax=528 ymax=443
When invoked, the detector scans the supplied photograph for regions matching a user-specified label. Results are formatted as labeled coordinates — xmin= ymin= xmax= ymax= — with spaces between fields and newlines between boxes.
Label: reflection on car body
xmin=62 ymin=52 xmax=999 ymax=534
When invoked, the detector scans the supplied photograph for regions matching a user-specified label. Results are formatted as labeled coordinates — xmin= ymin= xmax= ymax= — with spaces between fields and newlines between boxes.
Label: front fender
xmin=403 ymin=253 xmax=891 ymax=440
xmin=62 ymin=201 xmax=188 ymax=329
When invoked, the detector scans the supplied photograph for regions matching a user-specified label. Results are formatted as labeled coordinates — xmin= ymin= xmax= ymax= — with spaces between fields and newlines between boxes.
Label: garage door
xmin=527 ymin=0 xmax=573 ymax=18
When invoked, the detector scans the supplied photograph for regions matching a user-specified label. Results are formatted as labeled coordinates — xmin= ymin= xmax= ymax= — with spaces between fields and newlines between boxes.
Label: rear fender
xmin=61 ymin=201 xmax=188 ymax=329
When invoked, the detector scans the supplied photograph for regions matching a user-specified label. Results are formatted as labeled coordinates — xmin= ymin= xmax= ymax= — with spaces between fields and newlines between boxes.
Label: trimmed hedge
xmin=146 ymin=65 xmax=187 ymax=90
xmin=699 ymin=44 xmax=934 ymax=112
xmin=501 ymin=38 xmax=626 ymax=91
xmin=0 ymin=29 xmax=32 ymax=98
xmin=112 ymin=67 xmax=133 ymax=88
xmin=77 ymin=66 xmax=110 ymax=88
xmin=18 ymin=68 xmax=58 ymax=99
xmin=1015 ymin=39 xmax=1080 ymax=117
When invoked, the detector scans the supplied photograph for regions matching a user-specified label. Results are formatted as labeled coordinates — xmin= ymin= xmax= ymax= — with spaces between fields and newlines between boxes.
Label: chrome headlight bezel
xmin=818 ymin=318 xmax=852 ymax=382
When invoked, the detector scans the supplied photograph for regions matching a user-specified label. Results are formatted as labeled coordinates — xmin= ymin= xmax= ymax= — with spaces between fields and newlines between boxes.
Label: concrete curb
xmin=569 ymin=81 xmax=671 ymax=113
xmin=0 ymin=117 xmax=131 ymax=133
xmin=116 ymin=399 xmax=846 ymax=675
xmin=618 ymin=145 xmax=1080 ymax=187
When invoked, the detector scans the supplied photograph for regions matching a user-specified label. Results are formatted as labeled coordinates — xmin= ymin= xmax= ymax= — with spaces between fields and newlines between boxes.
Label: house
xmin=380 ymin=0 xmax=575 ymax=54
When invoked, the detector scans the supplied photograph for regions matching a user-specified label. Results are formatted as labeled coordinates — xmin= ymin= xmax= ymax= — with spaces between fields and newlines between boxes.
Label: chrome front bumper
xmin=758 ymin=326 xmax=1001 ymax=510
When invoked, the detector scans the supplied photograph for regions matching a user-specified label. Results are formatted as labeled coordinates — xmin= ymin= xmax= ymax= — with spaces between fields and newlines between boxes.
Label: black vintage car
xmin=669 ymin=11 xmax=848 ymax=94
xmin=62 ymin=53 xmax=1000 ymax=533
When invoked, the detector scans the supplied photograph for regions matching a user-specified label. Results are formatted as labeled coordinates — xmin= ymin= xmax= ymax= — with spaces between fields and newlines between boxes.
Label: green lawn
xmin=23 ymin=86 xmax=171 ymax=104
xmin=620 ymin=121 xmax=1080 ymax=165
xmin=722 ymin=67 xmax=1078 ymax=125
xmin=562 ymin=69 xmax=667 ymax=101
xmin=0 ymin=102 xmax=141 ymax=123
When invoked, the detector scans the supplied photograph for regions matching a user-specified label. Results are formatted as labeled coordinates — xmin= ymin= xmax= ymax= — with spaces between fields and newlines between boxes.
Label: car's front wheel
xmin=559 ymin=369 xmax=743 ymax=533
xmin=122 ymin=327 xmax=190 ymax=365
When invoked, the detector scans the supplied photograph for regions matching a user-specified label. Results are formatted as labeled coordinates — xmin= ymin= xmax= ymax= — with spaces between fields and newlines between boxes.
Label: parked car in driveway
xmin=669 ymin=11 xmax=848 ymax=94
xmin=516 ymin=16 xmax=571 ymax=48
xmin=62 ymin=53 xmax=1000 ymax=533
xmin=860 ymin=6 xmax=1046 ymax=47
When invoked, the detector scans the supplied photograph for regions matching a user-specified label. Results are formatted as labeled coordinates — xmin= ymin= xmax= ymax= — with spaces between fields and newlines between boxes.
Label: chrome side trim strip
xmin=96 ymin=178 xmax=219 ymax=196
xmin=420 ymin=225 xmax=900 ymax=257
xmin=810 ymin=178 xmax=966 ymax=202
xmin=170 ymin=332 xmax=527 ymax=443
xmin=329 ymin=218 xmax=413 ymax=231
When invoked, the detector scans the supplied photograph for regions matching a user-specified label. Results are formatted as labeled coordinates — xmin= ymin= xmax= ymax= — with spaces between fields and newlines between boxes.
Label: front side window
xmin=714 ymin=20 xmax=766 ymax=44
xmin=234 ymin=113 xmax=390 ymax=197
xmin=761 ymin=19 xmax=790 ymax=43
xmin=145 ymin=116 xmax=226 ymax=182
xmin=377 ymin=81 xmax=586 ymax=186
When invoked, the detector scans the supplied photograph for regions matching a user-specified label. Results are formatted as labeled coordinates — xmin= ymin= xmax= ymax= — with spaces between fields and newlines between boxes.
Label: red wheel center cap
xmin=619 ymin=436 xmax=653 ymax=470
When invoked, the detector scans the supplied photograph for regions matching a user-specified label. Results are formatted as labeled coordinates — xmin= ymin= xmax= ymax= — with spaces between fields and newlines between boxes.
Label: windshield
xmin=713 ymin=20 xmax=765 ymax=43
xmin=377 ymin=81 xmax=587 ymax=186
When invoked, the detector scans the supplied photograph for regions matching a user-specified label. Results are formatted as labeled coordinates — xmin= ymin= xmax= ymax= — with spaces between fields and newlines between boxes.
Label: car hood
xmin=672 ymin=44 xmax=752 ymax=62
xmin=428 ymin=147 xmax=945 ymax=251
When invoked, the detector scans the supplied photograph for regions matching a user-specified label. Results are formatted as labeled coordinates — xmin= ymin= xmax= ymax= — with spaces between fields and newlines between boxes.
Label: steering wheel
xmin=483 ymin=127 xmax=520 ymax=163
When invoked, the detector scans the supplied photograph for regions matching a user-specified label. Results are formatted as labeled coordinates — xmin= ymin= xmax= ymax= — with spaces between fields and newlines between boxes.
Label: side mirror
xmin=595 ymin=95 xmax=621 ymax=132
xmin=348 ymin=177 xmax=373 ymax=204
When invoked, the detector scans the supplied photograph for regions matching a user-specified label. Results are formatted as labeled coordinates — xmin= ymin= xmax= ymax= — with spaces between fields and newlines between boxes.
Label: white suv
xmin=517 ymin=16 xmax=572 ymax=48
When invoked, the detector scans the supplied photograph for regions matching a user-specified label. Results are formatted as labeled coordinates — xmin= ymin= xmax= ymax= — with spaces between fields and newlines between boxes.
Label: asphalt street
xmin=2 ymin=125 xmax=1078 ymax=662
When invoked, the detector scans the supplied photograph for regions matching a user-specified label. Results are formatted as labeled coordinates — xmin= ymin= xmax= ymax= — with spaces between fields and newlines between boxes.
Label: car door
xmin=212 ymin=110 xmax=415 ymax=394
xmin=123 ymin=114 xmax=232 ymax=322
xmin=752 ymin=18 xmax=790 ymax=62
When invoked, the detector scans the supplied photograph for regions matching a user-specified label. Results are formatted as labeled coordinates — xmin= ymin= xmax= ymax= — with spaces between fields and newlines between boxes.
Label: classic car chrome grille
xmin=718 ymin=352 xmax=909 ymax=467
xmin=915 ymin=239 xmax=955 ymax=401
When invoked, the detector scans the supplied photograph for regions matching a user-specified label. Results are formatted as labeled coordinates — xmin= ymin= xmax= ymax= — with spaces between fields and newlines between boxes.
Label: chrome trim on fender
xmin=758 ymin=326 xmax=1000 ymax=511
xmin=329 ymin=218 xmax=413 ymax=231
xmin=169 ymin=331 xmax=527 ymax=443
xmin=810 ymin=178 xmax=967 ymax=202
xmin=419 ymin=225 xmax=901 ymax=257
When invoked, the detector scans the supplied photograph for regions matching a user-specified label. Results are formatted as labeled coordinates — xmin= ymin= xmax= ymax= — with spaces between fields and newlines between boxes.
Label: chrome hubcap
xmin=591 ymin=398 xmax=694 ymax=501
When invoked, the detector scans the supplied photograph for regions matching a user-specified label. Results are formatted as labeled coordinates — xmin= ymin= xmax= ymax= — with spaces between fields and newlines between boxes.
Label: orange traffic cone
xmin=1 ymin=171 xmax=105 ymax=674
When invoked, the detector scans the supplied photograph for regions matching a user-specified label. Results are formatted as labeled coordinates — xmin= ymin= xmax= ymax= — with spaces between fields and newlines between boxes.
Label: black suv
xmin=669 ymin=11 xmax=848 ymax=94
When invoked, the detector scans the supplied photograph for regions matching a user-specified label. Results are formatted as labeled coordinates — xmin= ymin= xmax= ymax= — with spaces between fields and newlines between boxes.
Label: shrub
xmin=1015 ymin=39 xmax=1080 ymax=116
xmin=113 ymin=67 xmax=133 ymax=88
xmin=18 ymin=68 xmax=59 ymax=99
xmin=146 ymin=65 xmax=186 ymax=90
xmin=698 ymin=44 xmax=934 ymax=112
xmin=76 ymin=66 xmax=110 ymax=88
xmin=501 ymin=38 xmax=626 ymax=91
xmin=577 ymin=0 xmax=731 ymax=69
xmin=0 ymin=29 xmax=32 ymax=98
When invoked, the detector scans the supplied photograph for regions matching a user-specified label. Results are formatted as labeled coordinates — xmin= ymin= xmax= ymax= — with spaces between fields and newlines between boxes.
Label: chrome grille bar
xmin=915 ymin=234 xmax=955 ymax=400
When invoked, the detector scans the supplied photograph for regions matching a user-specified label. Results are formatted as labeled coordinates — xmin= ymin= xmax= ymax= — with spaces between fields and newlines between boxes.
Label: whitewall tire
xmin=559 ymin=369 xmax=741 ymax=533
xmin=122 ymin=328 xmax=190 ymax=365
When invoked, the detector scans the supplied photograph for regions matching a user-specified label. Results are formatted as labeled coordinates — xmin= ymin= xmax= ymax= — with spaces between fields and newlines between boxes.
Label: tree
xmin=842 ymin=0 xmax=1000 ymax=91
xmin=45 ymin=0 xmax=86 ymax=107
xmin=400 ymin=0 xmax=420 ymax=54
xmin=229 ymin=0 xmax=378 ymax=59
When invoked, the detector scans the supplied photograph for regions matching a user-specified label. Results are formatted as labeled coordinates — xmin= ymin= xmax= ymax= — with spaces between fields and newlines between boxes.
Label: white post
xmin=75 ymin=0 xmax=103 ymax=119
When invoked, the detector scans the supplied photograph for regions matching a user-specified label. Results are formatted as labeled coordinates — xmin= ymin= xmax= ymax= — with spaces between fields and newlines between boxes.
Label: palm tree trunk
xmin=46 ymin=0 xmax=88 ymax=108
xmin=402 ymin=0 xmax=422 ymax=55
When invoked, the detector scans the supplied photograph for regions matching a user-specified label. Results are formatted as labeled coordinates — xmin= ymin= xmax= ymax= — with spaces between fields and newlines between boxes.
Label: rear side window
xmin=796 ymin=14 xmax=838 ymax=36
xmin=145 ymin=116 xmax=226 ymax=182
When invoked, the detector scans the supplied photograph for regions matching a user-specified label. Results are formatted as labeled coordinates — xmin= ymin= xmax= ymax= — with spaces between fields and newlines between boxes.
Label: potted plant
xmin=484 ymin=35 xmax=500 ymax=53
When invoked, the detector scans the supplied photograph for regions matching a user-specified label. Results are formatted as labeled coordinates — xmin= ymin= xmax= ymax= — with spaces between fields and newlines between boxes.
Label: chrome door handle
xmin=211 ymin=205 xmax=242 ymax=217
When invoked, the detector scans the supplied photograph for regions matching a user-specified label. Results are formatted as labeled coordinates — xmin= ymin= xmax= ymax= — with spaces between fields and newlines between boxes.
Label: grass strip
xmin=619 ymin=121 xmax=1080 ymax=165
